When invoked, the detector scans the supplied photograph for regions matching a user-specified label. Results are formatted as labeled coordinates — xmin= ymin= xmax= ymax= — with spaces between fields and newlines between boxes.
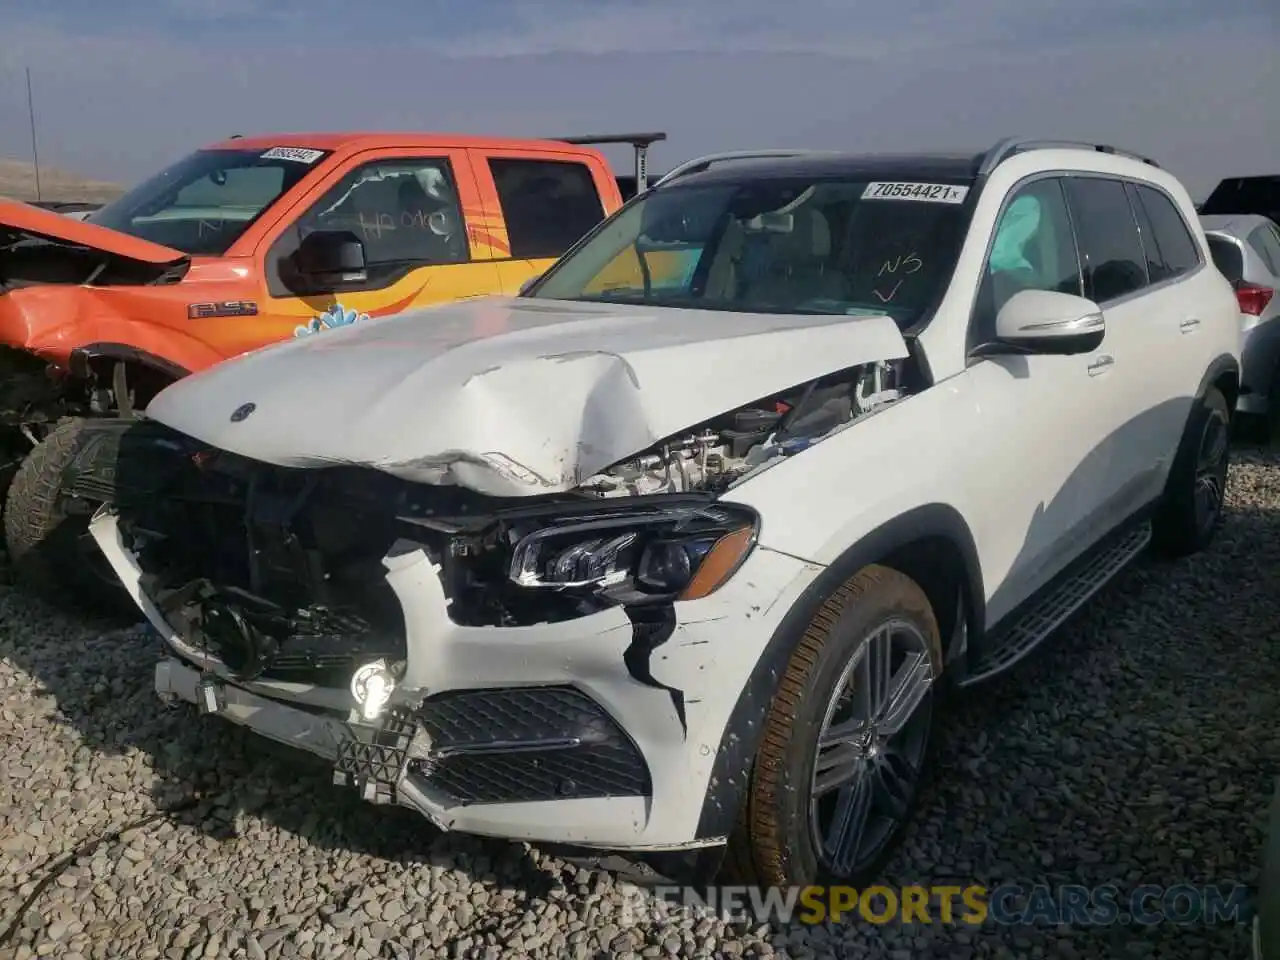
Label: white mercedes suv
xmin=74 ymin=137 xmax=1240 ymax=888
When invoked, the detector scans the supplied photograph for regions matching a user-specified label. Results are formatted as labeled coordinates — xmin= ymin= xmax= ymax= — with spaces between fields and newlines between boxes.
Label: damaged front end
xmin=84 ymin=356 xmax=906 ymax=848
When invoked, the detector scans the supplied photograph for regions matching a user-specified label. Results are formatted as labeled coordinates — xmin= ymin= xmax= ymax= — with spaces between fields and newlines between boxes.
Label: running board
xmin=958 ymin=521 xmax=1152 ymax=687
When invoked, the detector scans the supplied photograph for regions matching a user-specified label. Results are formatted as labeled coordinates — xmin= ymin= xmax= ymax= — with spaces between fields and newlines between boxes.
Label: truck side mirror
xmin=295 ymin=230 xmax=367 ymax=284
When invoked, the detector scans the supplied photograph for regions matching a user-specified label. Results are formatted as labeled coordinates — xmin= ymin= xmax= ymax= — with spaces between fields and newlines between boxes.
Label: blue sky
xmin=1 ymin=0 xmax=1276 ymax=197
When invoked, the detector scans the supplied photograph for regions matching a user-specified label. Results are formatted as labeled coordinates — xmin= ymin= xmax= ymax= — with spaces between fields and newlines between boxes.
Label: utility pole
xmin=26 ymin=67 xmax=42 ymax=203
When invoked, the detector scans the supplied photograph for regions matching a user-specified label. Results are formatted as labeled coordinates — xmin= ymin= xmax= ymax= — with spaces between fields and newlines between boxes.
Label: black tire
xmin=1151 ymin=385 xmax=1231 ymax=558
xmin=723 ymin=564 xmax=942 ymax=887
xmin=4 ymin=417 xmax=139 ymax=622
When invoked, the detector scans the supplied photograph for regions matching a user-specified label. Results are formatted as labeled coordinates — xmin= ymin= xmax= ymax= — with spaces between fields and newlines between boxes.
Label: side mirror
xmin=987 ymin=289 xmax=1105 ymax=356
xmin=294 ymin=230 xmax=367 ymax=284
xmin=518 ymin=273 xmax=543 ymax=296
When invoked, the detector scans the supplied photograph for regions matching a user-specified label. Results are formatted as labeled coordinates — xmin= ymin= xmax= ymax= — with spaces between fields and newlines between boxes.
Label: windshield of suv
xmin=528 ymin=175 xmax=973 ymax=325
xmin=87 ymin=148 xmax=329 ymax=255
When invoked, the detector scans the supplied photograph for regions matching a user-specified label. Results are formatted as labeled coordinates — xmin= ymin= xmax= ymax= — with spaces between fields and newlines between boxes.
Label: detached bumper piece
xmin=333 ymin=708 xmax=422 ymax=805
xmin=413 ymin=686 xmax=652 ymax=805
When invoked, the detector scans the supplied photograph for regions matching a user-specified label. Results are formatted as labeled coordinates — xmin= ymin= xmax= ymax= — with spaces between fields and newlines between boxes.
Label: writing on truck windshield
xmin=87 ymin=148 xmax=329 ymax=256
xmin=529 ymin=176 xmax=973 ymax=326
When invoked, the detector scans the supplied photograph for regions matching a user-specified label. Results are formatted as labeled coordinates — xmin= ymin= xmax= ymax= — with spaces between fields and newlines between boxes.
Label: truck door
xmin=472 ymin=148 xmax=617 ymax=294
xmin=249 ymin=147 xmax=501 ymax=348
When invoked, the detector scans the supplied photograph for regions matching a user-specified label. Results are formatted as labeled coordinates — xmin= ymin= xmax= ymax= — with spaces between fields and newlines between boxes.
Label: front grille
xmin=412 ymin=686 xmax=650 ymax=805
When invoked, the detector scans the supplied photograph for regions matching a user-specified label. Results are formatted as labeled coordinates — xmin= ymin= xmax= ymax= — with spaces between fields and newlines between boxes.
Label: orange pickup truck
xmin=0 ymin=129 xmax=666 ymax=614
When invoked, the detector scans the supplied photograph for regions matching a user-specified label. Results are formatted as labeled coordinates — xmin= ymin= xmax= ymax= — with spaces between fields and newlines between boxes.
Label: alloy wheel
xmin=809 ymin=618 xmax=935 ymax=878
xmin=1193 ymin=407 xmax=1230 ymax=536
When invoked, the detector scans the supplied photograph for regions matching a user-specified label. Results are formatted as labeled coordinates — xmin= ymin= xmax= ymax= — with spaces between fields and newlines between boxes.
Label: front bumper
xmin=91 ymin=507 xmax=822 ymax=851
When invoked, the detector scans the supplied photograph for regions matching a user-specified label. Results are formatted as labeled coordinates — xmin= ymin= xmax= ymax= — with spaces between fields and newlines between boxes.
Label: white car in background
xmin=1200 ymin=214 xmax=1280 ymax=440
xmin=74 ymin=137 xmax=1239 ymax=887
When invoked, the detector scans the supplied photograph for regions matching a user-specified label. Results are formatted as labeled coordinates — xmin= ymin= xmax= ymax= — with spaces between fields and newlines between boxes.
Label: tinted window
xmin=973 ymin=178 xmax=1081 ymax=340
xmin=1206 ymin=236 xmax=1244 ymax=284
xmin=88 ymin=148 xmax=323 ymax=255
xmin=292 ymin=158 xmax=469 ymax=267
xmin=1247 ymin=225 xmax=1280 ymax=277
xmin=1126 ymin=182 xmax=1168 ymax=282
xmin=1063 ymin=177 xmax=1148 ymax=301
xmin=1134 ymin=185 xmax=1200 ymax=279
xmin=489 ymin=159 xmax=605 ymax=260
xmin=530 ymin=175 xmax=973 ymax=329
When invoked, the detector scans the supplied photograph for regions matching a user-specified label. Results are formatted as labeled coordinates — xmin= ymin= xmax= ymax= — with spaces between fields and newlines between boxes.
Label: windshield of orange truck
xmin=87 ymin=147 xmax=330 ymax=256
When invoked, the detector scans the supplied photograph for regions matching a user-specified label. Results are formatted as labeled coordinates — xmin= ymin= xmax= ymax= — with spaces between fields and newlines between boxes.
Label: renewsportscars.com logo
xmin=617 ymin=883 xmax=1254 ymax=927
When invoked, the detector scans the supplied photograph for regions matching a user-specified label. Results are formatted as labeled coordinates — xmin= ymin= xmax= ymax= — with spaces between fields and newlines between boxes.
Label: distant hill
xmin=0 ymin=158 xmax=124 ymax=204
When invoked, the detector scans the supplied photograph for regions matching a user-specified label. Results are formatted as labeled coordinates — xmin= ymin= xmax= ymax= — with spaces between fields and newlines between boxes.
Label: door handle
xmin=1180 ymin=317 xmax=1202 ymax=333
xmin=1087 ymin=355 xmax=1115 ymax=376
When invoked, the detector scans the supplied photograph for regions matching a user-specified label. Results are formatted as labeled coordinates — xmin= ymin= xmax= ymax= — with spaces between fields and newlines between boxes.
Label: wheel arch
xmin=693 ymin=502 xmax=985 ymax=841
xmin=1197 ymin=352 xmax=1239 ymax=413
xmin=68 ymin=342 xmax=191 ymax=410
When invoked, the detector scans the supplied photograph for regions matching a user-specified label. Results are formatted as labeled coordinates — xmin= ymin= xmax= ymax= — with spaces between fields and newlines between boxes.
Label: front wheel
xmin=1151 ymin=385 xmax=1231 ymax=558
xmin=724 ymin=565 xmax=942 ymax=887
xmin=4 ymin=417 xmax=139 ymax=622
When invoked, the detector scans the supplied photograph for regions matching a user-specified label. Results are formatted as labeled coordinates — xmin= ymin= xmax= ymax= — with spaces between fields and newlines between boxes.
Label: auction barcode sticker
xmin=862 ymin=182 xmax=970 ymax=203
xmin=261 ymin=146 xmax=326 ymax=164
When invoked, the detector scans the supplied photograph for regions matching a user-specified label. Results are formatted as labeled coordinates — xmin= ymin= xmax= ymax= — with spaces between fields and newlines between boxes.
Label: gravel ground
xmin=1 ymin=448 xmax=1278 ymax=960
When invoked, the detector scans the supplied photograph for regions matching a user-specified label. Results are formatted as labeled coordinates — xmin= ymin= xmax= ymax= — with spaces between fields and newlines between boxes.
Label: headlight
xmin=507 ymin=504 xmax=757 ymax=601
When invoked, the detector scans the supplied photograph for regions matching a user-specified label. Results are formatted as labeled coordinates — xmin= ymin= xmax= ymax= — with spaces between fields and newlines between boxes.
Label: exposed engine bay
xmin=1 ymin=233 xmax=187 ymax=292
xmin=79 ymin=359 xmax=909 ymax=686
xmin=579 ymin=359 xmax=904 ymax=496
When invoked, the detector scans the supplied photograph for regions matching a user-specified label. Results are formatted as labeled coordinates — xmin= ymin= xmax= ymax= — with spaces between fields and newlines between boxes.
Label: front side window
xmin=88 ymin=148 xmax=325 ymax=255
xmin=972 ymin=177 xmax=1082 ymax=340
xmin=1062 ymin=177 xmax=1149 ymax=302
xmin=529 ymin=176 xmax=973 ymax=327
xmin=291 ymin=157 xmax=469 ymax=267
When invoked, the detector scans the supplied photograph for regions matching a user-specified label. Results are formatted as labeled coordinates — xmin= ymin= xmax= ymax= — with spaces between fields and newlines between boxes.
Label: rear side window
xmin=1126 ymin=182 xmax=1167 ymax=282
xmin=1133 ymin=184 xmax=1201 ymax=280
xmin=488 ymin=158 xmax=606 ymax=260
xmin=1062 ymin=177 xmax=1148 ymax=302
xmin=1206 ymin=236 xmax=1244 ymax=284
xmin=1247 ymin=225 xmax=1280 ymax=276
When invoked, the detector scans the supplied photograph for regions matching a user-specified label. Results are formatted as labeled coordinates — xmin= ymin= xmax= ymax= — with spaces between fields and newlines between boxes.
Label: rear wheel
xmin=4 ymin=417 xmax=138 ymax=622
xmin=724 ymin=565 xmax=941 ymax=886
xmin=1151 ymin=385 xmax=1231 ymax=558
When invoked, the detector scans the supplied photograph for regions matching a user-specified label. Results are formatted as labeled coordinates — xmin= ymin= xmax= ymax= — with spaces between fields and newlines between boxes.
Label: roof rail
xmin=652 ymin=150 xmax=819 ymax=190
xmin=978 ymin=137 xmax=1160 ymax=177
xmin=549 ymin=132 xmax=668 ymax=193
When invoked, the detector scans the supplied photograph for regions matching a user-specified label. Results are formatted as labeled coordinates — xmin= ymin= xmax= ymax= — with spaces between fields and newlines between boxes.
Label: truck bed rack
xmin=549 ymin=132 xmax=668 ymax=194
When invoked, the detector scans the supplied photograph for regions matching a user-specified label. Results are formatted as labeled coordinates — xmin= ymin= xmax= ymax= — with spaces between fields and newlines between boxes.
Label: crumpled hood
xmin=0 ymin=199 xmax=188 ymax=267
xmin=146 ymin=296 xmax=909 ymax=496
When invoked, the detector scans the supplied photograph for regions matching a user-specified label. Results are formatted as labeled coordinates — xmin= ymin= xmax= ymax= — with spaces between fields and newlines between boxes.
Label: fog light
xmin=350 ymin=660 xmax=396 ymax=722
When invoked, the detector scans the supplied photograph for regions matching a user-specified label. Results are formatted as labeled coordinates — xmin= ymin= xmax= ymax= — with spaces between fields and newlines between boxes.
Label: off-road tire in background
xmin=4 ymin=417 xmax=139 ymax=622
xmin=1151 ymin=385 xmax=1231 ymax=558
xmin=721 ymin=565 xmax=942 ymax=888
